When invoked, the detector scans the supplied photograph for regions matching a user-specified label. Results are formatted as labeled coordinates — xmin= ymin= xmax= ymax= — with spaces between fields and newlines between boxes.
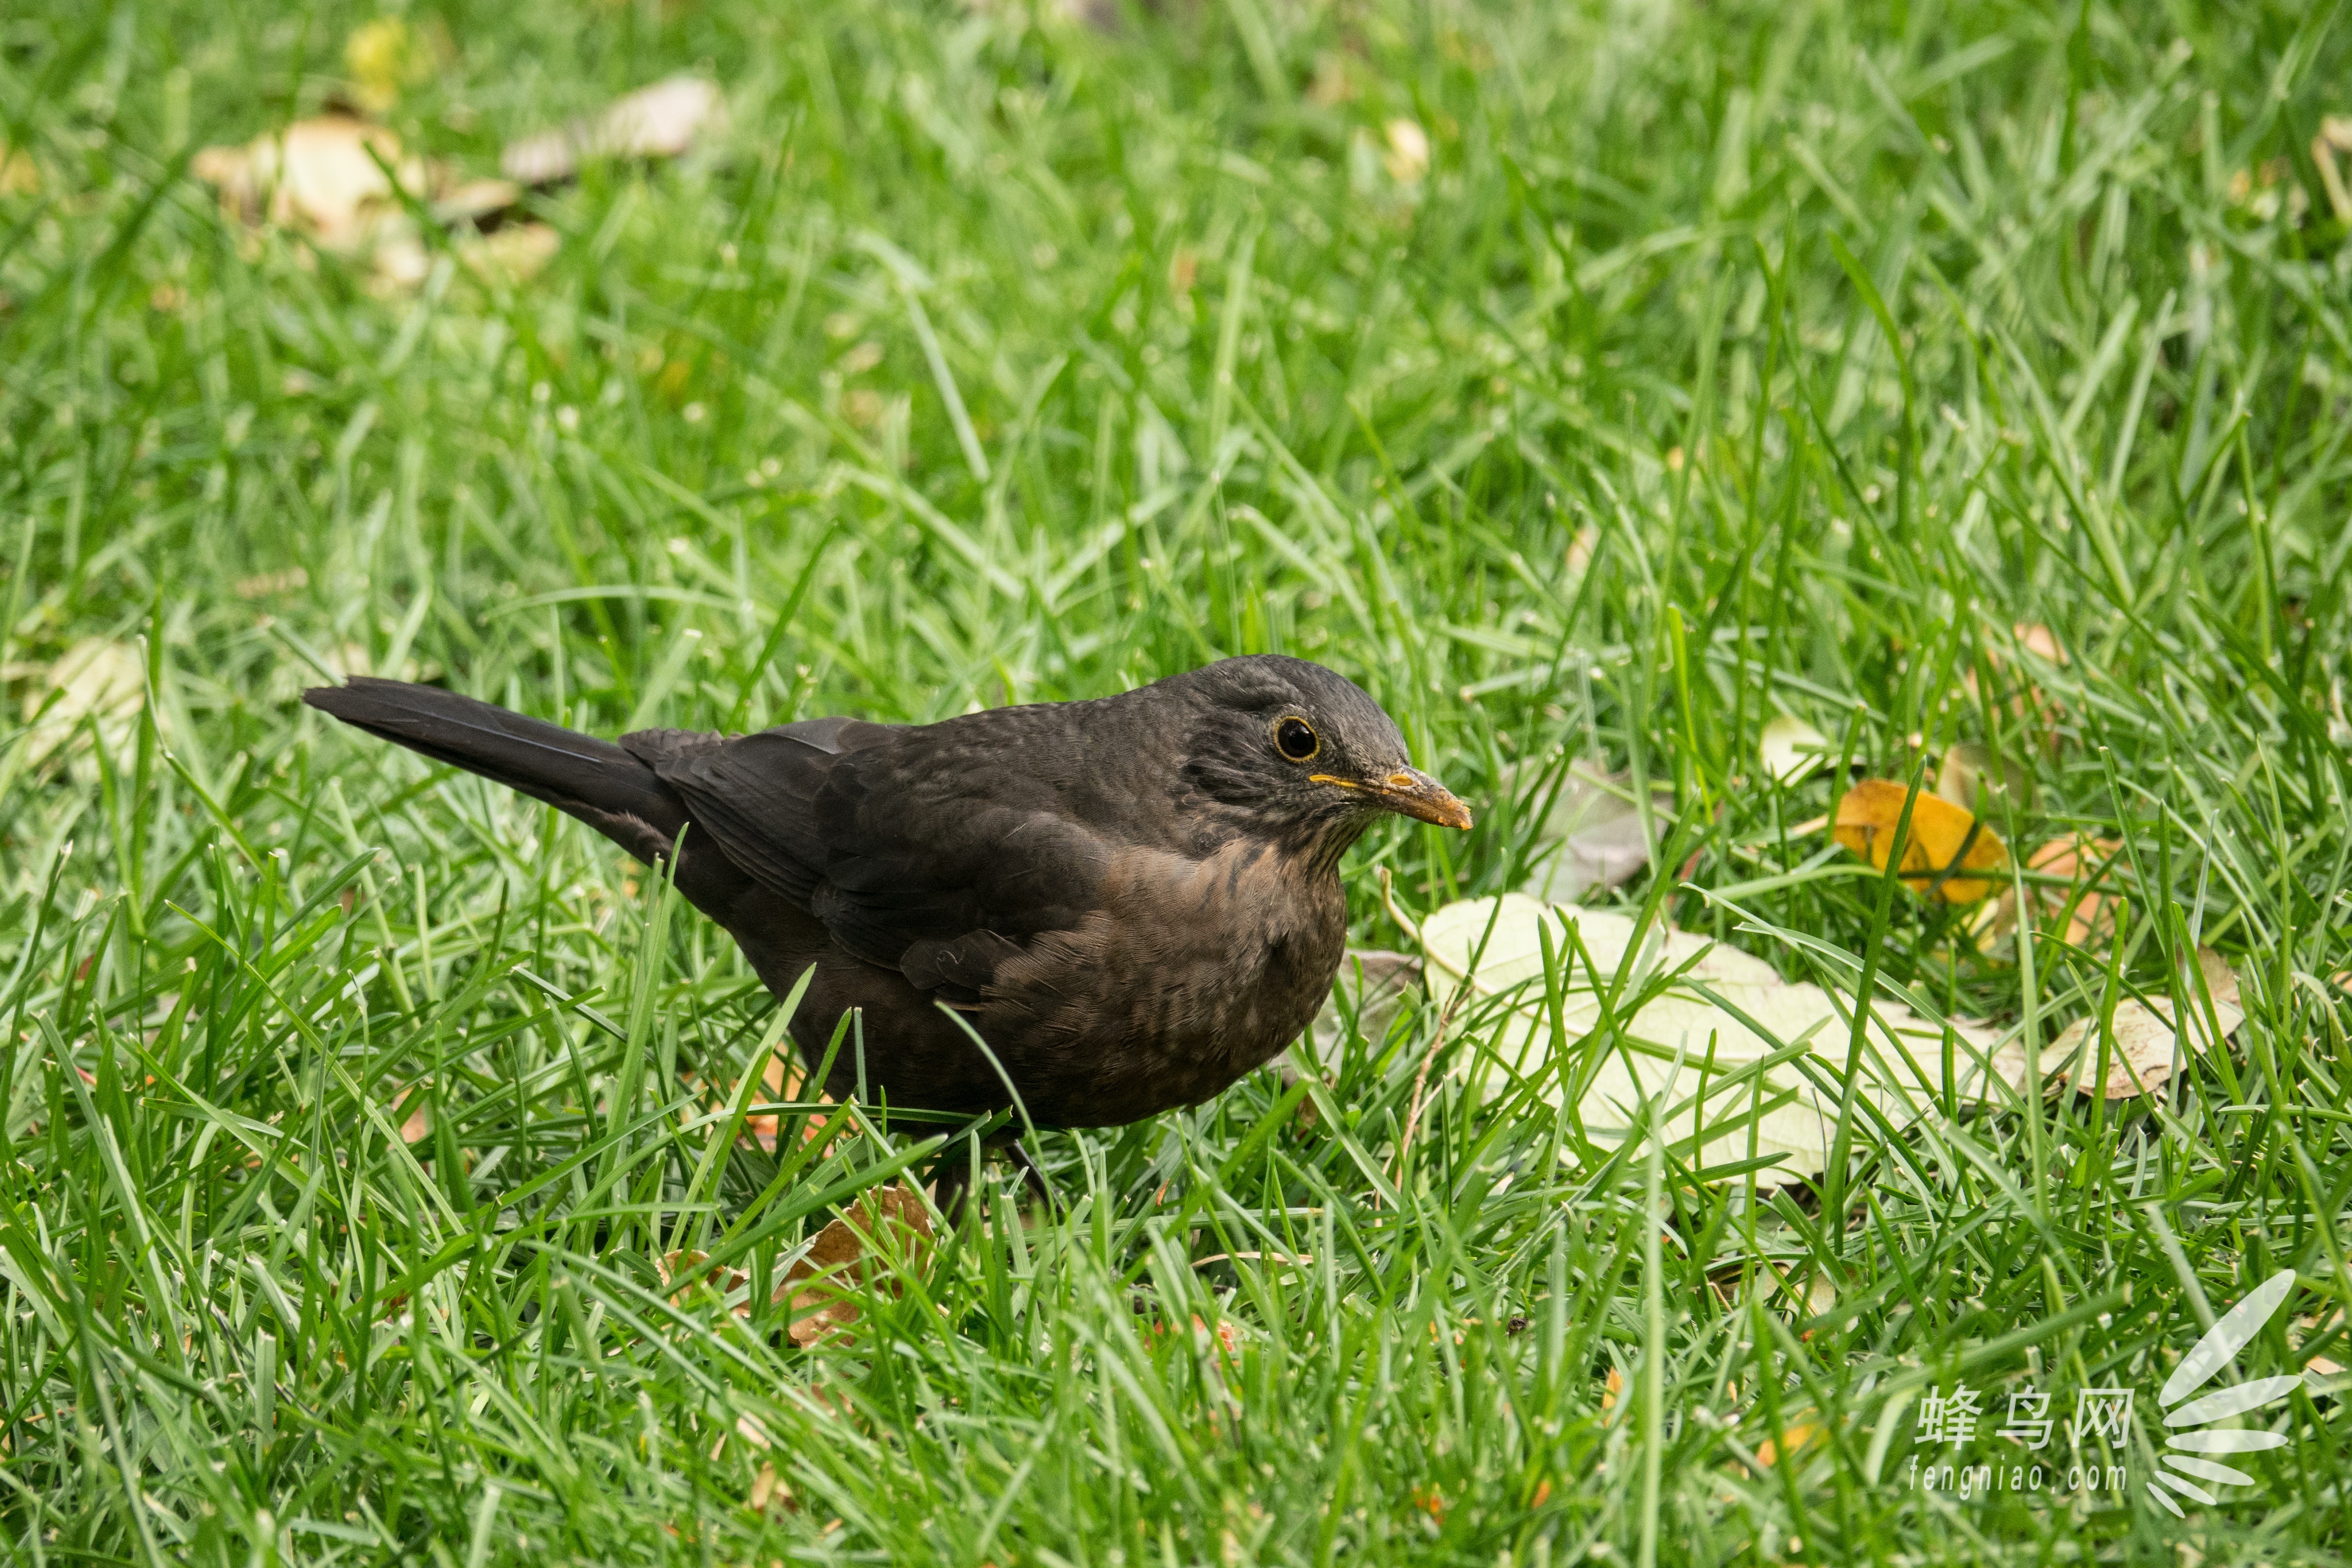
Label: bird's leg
xmin=929 ymin=1137 xmax=980 ymax=1228
xmin=1007 ymin=1139 xmax=1057 ymax=1214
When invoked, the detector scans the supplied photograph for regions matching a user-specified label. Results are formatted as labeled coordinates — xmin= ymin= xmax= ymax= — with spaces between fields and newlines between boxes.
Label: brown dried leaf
xmin=1972 ymin=834 xmax=2122 ymax=955
xmin=781 ymin=1182 xmax=933 ymax=1348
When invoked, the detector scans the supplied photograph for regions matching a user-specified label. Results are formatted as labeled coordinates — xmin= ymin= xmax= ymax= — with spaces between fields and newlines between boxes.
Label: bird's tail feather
xmin=303 ymin=678 xmax=687 ymax=861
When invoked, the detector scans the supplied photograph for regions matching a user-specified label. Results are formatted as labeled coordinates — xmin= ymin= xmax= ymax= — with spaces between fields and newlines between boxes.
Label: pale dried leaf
xmin=2045 ymin=959 xmax=2244 ymax=1099
xmin=502 ymin=74 xmax=725 ymax=185
xmin=1311 ymin=948 xmax=1422 ymax=1052
xmin=749 ymin=1462 xmax=794 ymax=1513
xmin=1933 ymin=742 xmax=2032 ymax=815
xmin=1383 ymin=119 xmax=1430 ymax=182
xmin=0 ymin=144 xmax=39 ymax=196
xmin=192 ymin=117 xmax=428 ymax=253
xmin=432 ymin=178 xmax=523 ymax=225
xmin=1419 ymin=894 xmax=2025 ymax=1182
xmin=22 ymin=639 xmax=144 ymax=768
xmin=1758 ymin=714 xmax=1830 ymax=785
xmin=1521 ymin=766 xmax=1666 ymax=903
xmin=460 ymin=222 xmax=560 ymax=285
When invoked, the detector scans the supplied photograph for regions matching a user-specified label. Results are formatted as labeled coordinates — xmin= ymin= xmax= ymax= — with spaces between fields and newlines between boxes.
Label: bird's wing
xmin=627 ymin=717 xmax=1113 ymax=999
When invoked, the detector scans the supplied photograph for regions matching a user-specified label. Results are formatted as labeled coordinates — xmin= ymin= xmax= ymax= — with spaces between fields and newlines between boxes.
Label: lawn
xmin=4 ymin=0 xmax=2351 ymax=1562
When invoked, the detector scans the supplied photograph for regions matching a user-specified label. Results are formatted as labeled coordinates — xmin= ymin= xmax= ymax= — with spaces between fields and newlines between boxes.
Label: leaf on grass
xmin=748 ymin=1461 xmax=796 ymax=1514
xmin=343 ymin=16 xmax=450 ymax=113
xmin=431 ymin=178 xmax=525 ymax=226
xmin=501 ymin=75 xmax=726 ymax=186
xmin=1962 ymin=623 xmax=2070 ymax=731
xmin=658 ymin=1184 xmax=929 ymax=1344
xmin=1758 ymin=714 xmax=1831 ymax=784
xmin=780 ymin=1182 xmax=933 ymax=1348
xmin=1311 ymin=948 xmax=1422 ymax=1052
xmin=192 ymin=117 xmax=429 ymax=255
xmin=1522 ymin=765 xmax=1669 ymax=903
xmin=1415 ymin=894 xmax=2027 ymax=1182
xmin=1971 ymin=834 xmax=2121 ymax=955
xmin=1382 ymin=119 xmax=1431 ymax=183
xmin=461 ymin=222 xmax=561 ymax=285
xmin=1832 ymin=778 xmax=2007 ymax=904
xmin=0 ymin=143 xmax=39 ymax=196
xmin=20 ymin=638 xmax=144 ymax=769
xmin=1933 ymin=742 xmax=2032 ymax=815
xmin=193 ymin=115 xmax=550 ymax=291
xmin=2044 ymin=949 xmax=2244 ymax=1099
xmin=1755 ymin=1421 xmax=1820 ymax=1468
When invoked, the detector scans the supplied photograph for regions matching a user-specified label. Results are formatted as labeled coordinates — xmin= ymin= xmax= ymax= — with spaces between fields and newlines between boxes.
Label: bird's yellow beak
xmin=1311 ymin=768 xmax=1474 ymax=830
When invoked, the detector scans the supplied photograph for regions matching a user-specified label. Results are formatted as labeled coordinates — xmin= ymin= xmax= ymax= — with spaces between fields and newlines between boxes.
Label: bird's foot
xmin=1007 ymin=1138 xmax=1057 ymax=1215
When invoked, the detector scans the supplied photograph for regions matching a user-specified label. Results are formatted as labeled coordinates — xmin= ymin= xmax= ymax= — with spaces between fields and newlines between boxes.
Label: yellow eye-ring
xmin=1275 ymin=717 xmax=1320 ymax=762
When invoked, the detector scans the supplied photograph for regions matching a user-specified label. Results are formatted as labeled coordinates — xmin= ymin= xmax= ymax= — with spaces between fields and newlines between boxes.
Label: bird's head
xmin=1172 ymin=655 xmax=1472 ymax=860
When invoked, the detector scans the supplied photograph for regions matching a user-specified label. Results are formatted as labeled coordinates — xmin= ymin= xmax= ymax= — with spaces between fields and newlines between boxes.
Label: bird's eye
xmin=1275 ymin=718 xmax=1320 ymax=762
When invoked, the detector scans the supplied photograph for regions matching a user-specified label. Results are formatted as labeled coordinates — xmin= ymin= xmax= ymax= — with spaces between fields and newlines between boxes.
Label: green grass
xmin=5 ymin=0 xmax=2352 ymax=1561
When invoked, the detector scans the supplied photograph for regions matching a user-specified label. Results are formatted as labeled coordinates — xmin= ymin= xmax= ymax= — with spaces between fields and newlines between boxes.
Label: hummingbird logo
xmin=2145 ymin=1269 xmax=2300 ymax=1518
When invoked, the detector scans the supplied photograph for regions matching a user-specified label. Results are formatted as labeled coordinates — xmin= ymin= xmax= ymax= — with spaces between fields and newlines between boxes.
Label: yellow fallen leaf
xmin=1755 ymin=1421 xmax=1822 ymax=1468
xmin=344 ymin=17 xmax=444 ymax=113
xmin=1833 ymin=778 xmax=2006 ymax=904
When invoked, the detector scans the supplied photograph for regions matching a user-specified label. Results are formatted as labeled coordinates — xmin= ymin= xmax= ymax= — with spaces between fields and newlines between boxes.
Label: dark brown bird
xmin=304 ymin=656 xmax=1469 ymax=1136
